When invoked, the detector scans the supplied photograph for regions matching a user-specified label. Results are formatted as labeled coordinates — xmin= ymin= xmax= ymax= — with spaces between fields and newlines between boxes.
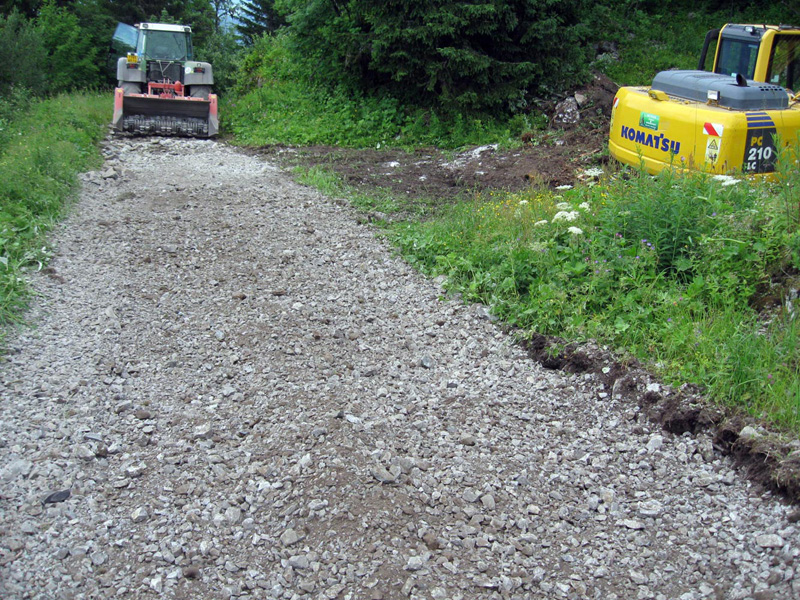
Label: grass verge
xmin=387 ymin=158 xmax=800 ymax=434
xmin=0 ymin=92 xmax=109 ymax=335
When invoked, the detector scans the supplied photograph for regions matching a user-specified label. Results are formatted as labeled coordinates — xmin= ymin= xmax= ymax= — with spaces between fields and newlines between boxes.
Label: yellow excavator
xmin=609 ymin=24 xmax=800 ymax=176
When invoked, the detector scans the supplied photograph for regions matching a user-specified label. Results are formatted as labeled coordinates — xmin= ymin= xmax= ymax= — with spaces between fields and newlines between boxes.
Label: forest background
xmin=1 ymin=1 xmax=796 ymax=113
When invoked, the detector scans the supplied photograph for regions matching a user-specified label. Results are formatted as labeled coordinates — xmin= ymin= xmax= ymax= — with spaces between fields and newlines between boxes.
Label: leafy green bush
xmin=195 ymin=27 xmax=244 ymax=95
xmin=36 ymin=0 xmax=100 ymax=93
xmin=0 ymin=10 xmax=47 ymax=96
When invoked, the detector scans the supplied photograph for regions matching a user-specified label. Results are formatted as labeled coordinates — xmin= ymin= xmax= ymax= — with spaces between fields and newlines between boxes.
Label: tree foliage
xmin=36 ymin=0 xmax=99 ymax=92
xmin=237 ymin=0 xmax=285 ymax=45
xmin=275 ymin=0 xmax=593 ymax=111
xmin=0 ymin=10 xmax=47 ymax=95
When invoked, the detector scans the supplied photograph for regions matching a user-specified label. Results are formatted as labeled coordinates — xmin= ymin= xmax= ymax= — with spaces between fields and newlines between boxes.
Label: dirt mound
xmin=258 ymin=72 xmax=619 ymax=205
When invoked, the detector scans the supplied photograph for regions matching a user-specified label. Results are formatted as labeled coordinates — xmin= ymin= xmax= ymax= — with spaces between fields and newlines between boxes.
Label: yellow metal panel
xmin=610 ymin=86 xmax=800 ymax=177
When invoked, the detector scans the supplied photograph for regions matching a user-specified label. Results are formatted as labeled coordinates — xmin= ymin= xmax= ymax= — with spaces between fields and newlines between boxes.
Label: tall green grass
xmin=0 ymin=92 xmax=109 ymax=331
xmin=389 ymin=157 xmax=800 ymax=433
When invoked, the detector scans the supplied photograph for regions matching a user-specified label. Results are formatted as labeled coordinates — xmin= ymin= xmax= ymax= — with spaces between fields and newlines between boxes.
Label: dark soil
xmin=523 ymin=331 xmax=800 ymax=504
xmin=255 ymin=73 xmax=618 ymax=205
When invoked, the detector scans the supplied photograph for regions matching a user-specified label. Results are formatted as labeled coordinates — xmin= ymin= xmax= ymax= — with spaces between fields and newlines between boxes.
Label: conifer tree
xmin=237 ymin=0 xmax=285 ymax=45
xmin=279 ymin=0 xmax=592 ymax=111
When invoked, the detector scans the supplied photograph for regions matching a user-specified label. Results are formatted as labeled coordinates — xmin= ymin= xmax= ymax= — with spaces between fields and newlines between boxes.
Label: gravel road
xmin=1 ymin=137 xmax=798 ymax=600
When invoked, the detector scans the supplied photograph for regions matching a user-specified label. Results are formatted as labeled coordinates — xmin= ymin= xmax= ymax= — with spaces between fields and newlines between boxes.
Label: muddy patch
xmin=254 ymin=73 xmax=617 ymax=207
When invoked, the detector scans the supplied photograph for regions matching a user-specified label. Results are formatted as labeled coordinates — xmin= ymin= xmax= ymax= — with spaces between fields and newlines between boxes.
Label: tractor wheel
xmin=189 ymin=85 xmax=211 ymax=100
xmin=120 ymin=82 xmax=142 ymax=95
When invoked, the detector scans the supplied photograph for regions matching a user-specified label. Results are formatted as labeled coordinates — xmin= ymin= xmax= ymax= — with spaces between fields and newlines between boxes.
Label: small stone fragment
xmin=371 ymin=465 xmax=397 ymax=484
xmin=131 ymin=507 xmax=149 ymax=523
xmin=621 ymin=519 xmax=645 ymax=530
xmin=756 ymin=534 xmax=784 ymax=548
xmin=280 ymin=528 xmax=302 ymax=546
xmin=288 ymin=555 xmax=309 ymax=570
xmin=422 ymin=531 xmax=440 ymax=550
xmin=406 ymin=555 xmax=426 ymax=571
xmin=42 ymin=489 xmax=71 ymax=505
xmin=224 ymin=560 xmax=239 ymax=572
xmin=183 ymin=566 xmax=201 ymax=579
xmin=462 ymin=489 xmax=480 ymax=503
xmin=638 ymin=500 xmax=663 ymax=518
xmin=646 ymin=435 xmax=663 ymax=453
xmin=193 ymin=423 xmax=212 ymax=439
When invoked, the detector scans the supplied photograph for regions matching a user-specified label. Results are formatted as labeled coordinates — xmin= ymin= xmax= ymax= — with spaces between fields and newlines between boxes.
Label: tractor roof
xmin=137 ymin=23 xmax=192 ymax=33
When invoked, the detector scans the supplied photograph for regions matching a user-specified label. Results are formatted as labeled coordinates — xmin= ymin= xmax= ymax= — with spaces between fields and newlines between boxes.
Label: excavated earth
xmin=1 ymin=136 xmax=800 ymax=600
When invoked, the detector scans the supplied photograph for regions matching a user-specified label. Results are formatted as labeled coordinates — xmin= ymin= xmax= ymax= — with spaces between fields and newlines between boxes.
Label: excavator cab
xmin=702 ymin=25 xmax=800 ymax=92
xmin=609 ymin=23 xmax=800 ymax=177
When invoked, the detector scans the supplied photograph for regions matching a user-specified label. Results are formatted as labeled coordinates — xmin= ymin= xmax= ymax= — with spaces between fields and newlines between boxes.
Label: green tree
xmin=195 ymin=26 xmax=243 ymax=93
xmin=276 ymin=0 xmax=593 ymax=111
xmin=210 ymin=0 xmax=236 ymax=30
xmin=0 ymin=10 xmax=47 ymax=95
xmin=237 ymin=0 xmax=285 ymax=45
xmin=35 ymin=0 xmax=99 ymax=92
xmin=0 ymin=0 xmax=42 ymax=18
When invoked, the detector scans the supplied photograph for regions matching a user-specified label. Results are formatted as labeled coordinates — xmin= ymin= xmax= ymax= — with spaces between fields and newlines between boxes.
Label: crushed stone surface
xmin=0 ymin=137 xmax=798 ymax=600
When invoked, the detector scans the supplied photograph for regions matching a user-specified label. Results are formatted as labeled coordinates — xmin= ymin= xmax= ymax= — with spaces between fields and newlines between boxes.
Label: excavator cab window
xmin=767 ymin=34 xmax=800 ymax=93
xmin=715 ymin=38 xmax=759 ymax=79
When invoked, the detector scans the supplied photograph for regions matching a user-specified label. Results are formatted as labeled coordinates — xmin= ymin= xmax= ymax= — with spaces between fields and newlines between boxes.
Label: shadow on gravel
xmin=522 ymin=332 xmax=800 ymax=504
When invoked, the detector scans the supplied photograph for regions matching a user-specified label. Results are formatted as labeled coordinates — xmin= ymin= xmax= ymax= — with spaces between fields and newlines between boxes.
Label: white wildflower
xmin=555 ymin=202 xmax=571 ymax=210
xmin=578 ymin=202 xmax=591 ymax=211
xmin=552 ymin=211 xmax=579 ymax=222
xmin=555 ymin=184 xmax=573 ymax=190
xmin=567 ymin=226 xmax=583 ymax=235
xmin=712 ymin=174 xmax=740 ymax=186
xmin=534 ymin=220 xmax=548 ymax=227
xmin=518 ymin=200 xmax=529 ymax=206
xmin=581 ymin=167 xmax=604 ymax=179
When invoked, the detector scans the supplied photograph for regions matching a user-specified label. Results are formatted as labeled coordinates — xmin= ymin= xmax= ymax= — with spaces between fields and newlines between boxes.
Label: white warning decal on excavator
xmin=705 ymin=137 xmax=721 ymax=164
xmin=703 ymin=123 xmax=724 ymax=137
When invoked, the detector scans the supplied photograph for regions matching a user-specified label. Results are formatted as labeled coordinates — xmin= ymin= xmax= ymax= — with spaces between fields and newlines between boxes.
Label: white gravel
xmin=0 ymin=137 xmax=798 ymax=600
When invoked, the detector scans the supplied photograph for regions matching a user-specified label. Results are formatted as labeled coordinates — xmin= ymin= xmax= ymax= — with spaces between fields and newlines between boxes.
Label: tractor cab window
xmin=715 ymin=38 xmax=759 ymax=79
xmin=111 ymin=23 xmax=138 ymax=55
xmin=141 ymin=31 xmax=192 ymax=61
xmin=767 ymin=35 xmax=800 ymax=92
